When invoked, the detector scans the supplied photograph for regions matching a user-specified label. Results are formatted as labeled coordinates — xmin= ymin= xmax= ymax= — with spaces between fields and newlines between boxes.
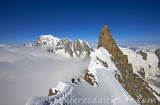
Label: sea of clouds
xmin=0 ymin=45 xmax=89 ymax=105
xmin=119 ymin=43 xmax=160 ymax=52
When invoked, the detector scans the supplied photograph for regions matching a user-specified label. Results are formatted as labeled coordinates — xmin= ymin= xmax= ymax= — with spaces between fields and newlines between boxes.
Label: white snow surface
xmin=26 ymin=47 xmax=138 ymax=105
xmin=88 ymin=47 xmax=118 ymax=75
xmin=36 ymin=35 xmax=60 ymax=45
xmin=119 ymin=47 xmax=160 ymax=101
xmin=77 ymin=39 xmax=91 ymax=49
xmin=120 ymin=47 xmax=159 ymax=79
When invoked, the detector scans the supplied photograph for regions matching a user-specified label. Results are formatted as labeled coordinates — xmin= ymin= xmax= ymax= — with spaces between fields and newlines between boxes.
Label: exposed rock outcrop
xmin=98 ymin=25 xmax=159 ymax=105
xmin=96 ymin=56 xmax=108 ymax=68
xmin=60 ymin=39 xmax=93 ymax=57
xmin=83 ymin=70 xmax=98 ymax=86
xmin=136 ymin=50 xmax=147 ymax=60
xmin=48 ymin=89 xmax=59 ymax=96
xmin=137 ymin=66 xmax=145 ymax=78
xmin=155 ymin=49 xmax=160 ymax=68
xmin=98 ymin=25 xmax=129 ymax=65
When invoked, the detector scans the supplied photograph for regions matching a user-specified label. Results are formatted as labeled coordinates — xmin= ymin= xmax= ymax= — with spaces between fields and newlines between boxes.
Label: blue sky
xmin=0 ymin=0 xmax=160 ymax=45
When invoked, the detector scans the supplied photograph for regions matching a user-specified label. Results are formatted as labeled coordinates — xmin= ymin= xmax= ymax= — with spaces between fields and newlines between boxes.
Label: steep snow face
xmin=26 ymin=47 xmax=138 ymax=105
xmin=88 ymin=47 xmax=118 ymax=75
xmin=120 ymin=47 xmax=160 ymax=100
xmin=120 ymin=47 xmax=159 ymax=78
xmin=35 ymin=35 xmax=60 ymax=46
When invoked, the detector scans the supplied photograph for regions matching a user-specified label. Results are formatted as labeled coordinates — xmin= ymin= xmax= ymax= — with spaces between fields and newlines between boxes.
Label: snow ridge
xmin=26 ymin=47 xmax=138 ymax=105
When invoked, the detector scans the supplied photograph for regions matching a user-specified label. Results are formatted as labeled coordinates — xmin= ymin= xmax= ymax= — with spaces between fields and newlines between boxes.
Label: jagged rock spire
xmin=98 ymin=25 xmax=159 ymax=105
xmin=98 ymin=25 xmax=117 ymax=52
xmin=98 ymin=25 xmax=126 ymax=64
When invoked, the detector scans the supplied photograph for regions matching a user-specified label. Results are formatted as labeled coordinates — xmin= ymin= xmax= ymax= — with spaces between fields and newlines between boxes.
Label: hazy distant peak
xmin=35 ymin=34 xmax=60 ymax=46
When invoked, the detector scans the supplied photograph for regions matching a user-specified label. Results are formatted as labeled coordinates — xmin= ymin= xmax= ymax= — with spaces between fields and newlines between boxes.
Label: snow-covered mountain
xmin=53 ymin=38 xmax=92 ymax=58
xmin=120 ymin=47 xmax=160 ymax=99
xmin=35 ymin=35 xmax=60 ymax=46
xmin=24 ymin=35 xmax=93 ymax=58
xmin=25 ymin=25 xmax=160 ymax=105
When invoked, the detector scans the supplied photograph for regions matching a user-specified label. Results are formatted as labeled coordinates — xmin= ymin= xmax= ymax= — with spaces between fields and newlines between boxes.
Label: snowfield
xmin=119 ymin=47 xmax=159 ymax=78
xmin=120 ymin=47 xmax=160 ymax=95
xmin=120 ymin=46 xmax=160 ymax=102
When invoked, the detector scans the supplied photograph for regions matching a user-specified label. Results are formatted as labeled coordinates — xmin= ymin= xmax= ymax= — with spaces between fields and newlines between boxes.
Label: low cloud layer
xmin=120 ymin=43 xmax=160 ymax=51
xmin=0 ymin=45 xmax=89 ymax=105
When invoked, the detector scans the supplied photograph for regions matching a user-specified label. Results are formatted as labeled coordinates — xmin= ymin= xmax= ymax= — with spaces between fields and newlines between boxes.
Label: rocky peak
xmin=64 ymin=39 xmax=93 ymax=57
xmin=98 ymin=25 xmax=159 ymax=105
xmin=98 ymin=25 xmax=128 ymax=65
xmin=57 ymin=38 xmax=72 ymax=46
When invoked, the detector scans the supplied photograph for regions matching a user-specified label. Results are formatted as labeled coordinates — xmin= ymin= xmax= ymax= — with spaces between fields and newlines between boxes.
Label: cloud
xmin=120 ymin=43 xmax=160 ymax=51
xmin=0 ymin=45 xmax=89 ymax=105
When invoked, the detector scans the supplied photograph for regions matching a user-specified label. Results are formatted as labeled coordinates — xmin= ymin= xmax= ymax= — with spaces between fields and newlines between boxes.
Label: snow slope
xmin=26 ymin=47 xmax=138 ymax=105
xmin=119 ymin=47 xmax=160 ymax=101
xmin=119 ymin=47 xmax=159 ymax=78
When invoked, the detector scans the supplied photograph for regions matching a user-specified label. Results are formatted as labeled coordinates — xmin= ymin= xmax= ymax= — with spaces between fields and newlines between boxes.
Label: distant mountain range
xmin=24 ymin=35 xmax=93 ymax=58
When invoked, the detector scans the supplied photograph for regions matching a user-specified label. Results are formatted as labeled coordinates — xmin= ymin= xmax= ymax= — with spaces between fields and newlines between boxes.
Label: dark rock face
xmin=61 ymin=39 xmax=93 ymax=57
xmin=155 ymin=49 xmax=160 ymax=68
xmin=43 ymin=37 xmax=93 ymax=57
xmin=59 ymin=38 xmax=74 ymax=57
xmin=83 ymin=71 xmax=98 ymax=86
xmin=72 ymin=40 xmax=91 ymax=57
xmin=57 ymin=38 xmax=71 ymax=46
xmin=96 ymin=56 xmax=108 ymax=68
xmin=98 ymin=25 xmax=159 ymax=105
xmin=136 ymin=50 xmax=147 ymax=60
xmin=137 ymin=67 xmax=145 ymax=78
xmin=48 ymin=89 xmax=58 ymax=96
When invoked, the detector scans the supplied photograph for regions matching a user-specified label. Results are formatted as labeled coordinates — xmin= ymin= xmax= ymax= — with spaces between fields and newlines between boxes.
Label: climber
xmin=77 ymin=78 xmax=81 ymax=82
xmin=71 ymin=78 xmax=75 ymax=83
